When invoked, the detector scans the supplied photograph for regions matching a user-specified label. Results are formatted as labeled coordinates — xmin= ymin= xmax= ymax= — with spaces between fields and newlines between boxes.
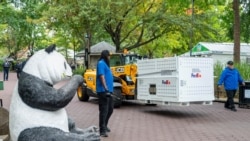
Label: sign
xmin=244 ymin=90 xmax=250 ymax=98
xmin=162 ymin=80 xmax=171 ymax=85
xmin=191 ymin=44 xmax=209 ymax=53
xmin=191 ymin=68 xmax=202 ymax=78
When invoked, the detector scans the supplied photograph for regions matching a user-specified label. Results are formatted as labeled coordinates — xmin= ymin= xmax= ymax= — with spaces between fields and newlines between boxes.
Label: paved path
xmin=1 ymin=72 xmax=250 ymax=141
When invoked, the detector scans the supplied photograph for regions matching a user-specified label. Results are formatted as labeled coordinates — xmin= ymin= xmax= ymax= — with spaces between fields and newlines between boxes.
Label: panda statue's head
xmin=22 ymin=44 xmax=72 ymax=85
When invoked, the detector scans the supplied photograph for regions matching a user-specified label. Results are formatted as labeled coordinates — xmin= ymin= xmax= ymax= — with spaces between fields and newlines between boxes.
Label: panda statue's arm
xmin=18 ymin=72 xmax=83 ymax=111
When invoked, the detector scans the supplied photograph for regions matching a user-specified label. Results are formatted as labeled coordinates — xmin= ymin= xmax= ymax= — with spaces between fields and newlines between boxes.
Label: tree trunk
xmin=233 ymin=0 xmax=240 ymax=63
xmin=148 ymin=50 xmax=153 ymax=59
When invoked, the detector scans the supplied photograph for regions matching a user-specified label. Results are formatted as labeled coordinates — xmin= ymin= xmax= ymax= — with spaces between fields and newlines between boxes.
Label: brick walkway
xmin=1 ymin=72 xmax=250 ymax=141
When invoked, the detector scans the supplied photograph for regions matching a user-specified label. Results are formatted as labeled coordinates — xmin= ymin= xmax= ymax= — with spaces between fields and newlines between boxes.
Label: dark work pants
xmin=225 ymin=90 xmax=237 ymax=109
xmin=3 ymin=68 xmax=9 ymax=81
xmin=17 ymin=72 xmax=21 ymax=79
xmin=98 ymin=93 xmax=113 ymax=133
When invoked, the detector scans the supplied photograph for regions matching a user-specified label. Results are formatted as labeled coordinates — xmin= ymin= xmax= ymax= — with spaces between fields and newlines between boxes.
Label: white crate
xmin=137 ymin=57 xmax=177 ymax=76
xmin=137 ymin=57 xmax=214 ymax=105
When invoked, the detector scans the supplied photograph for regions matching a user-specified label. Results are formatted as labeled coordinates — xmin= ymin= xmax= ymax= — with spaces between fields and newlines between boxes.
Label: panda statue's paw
xmin=79 ymin=132 xmax=100 ymax=141
xmin=72 ymin=75 xmax=84 ymax=84
xmin=82 ymin=126 xmax=99 ymax=133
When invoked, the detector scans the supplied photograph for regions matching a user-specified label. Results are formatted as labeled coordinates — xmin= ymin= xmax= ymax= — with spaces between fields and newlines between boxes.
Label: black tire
xmin=77 ymin=84 xmax=89 ymax=101
xmin=113 ymin=88 xmax=123 ymax=108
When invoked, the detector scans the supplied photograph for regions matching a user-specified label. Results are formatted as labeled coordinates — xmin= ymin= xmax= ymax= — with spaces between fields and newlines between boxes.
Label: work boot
xmin=106 ymin=127 xmax=111 ymax=132
xmin=100 ymin=132 xmax=108 ymax=137
xmin=231 ymin=108 xmax=237 ymax=112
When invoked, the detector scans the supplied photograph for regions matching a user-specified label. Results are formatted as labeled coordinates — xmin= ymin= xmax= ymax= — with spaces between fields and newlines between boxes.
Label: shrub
xmin=73 ymin=67 xmax=85 ymax=75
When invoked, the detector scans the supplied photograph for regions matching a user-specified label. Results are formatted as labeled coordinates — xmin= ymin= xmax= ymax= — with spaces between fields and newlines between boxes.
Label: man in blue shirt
xmin=218 ymin=61 xmax=245 ymax=112
xmin=96 ymin=50 xmax=113 ymax=137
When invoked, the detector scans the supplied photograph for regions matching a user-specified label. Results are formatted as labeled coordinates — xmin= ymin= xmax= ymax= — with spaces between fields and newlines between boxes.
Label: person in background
xmin=71 ymin=62 xmax=76 ymax=71
xmin=218 ymin=61 xmax=245 ymax=112
xmin=15 ymin=61 xmax=23 ymax=79
xmin=96 ymin=50 xmax=114 ymax=137
xmin=3 ymin=60 xmax=10 ymax=81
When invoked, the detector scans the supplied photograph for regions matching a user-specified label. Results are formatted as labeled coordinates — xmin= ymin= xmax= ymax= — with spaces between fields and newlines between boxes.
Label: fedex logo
xmin=162 ymin=80 xmax=171 ymax=85
xmin=191 ymin=68 xmax=202 ymax=78
xmin=191 ymin=73 xmax=202 ymax=78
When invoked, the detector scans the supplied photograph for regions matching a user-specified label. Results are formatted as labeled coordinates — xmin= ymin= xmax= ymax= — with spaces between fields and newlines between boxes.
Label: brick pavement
xmin=1 ymin=72 xmax=250 ymax=141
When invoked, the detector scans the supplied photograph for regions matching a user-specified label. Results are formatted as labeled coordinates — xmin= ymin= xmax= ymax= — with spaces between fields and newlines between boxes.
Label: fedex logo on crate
xmin=191 ymin=68 xmax=202 ymax=78
xmin=162 ymin=80 xmax=171 ymax=85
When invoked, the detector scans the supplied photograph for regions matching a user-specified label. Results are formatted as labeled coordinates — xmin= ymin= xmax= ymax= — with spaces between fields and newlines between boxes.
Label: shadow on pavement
xmin=143 ymin=109 xmax=208 ymax=119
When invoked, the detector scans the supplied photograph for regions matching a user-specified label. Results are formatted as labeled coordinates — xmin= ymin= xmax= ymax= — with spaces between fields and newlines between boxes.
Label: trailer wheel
xmin=77 ymin=84 xmax=89 ymax=101
xmin=113 ymin=88 xmax=122 ymax=108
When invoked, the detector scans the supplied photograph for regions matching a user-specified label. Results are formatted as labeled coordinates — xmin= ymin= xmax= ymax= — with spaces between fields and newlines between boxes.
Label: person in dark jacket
xmin=3 ymin=60 xmax=10 ymax=81
xmin=16 ymin=61 xmax=23 ymax=79
xmin=218 ymin=61 xmax=245 ymax=112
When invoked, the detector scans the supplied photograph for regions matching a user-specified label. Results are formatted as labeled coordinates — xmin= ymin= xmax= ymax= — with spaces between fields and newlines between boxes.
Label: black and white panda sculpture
xmin=9 ymin=44 xmax=100 ymax=141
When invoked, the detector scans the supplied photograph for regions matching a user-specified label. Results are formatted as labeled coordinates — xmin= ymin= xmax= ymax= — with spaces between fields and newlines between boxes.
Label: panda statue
xmin=9 ymin=44 xmax=100 ymax=141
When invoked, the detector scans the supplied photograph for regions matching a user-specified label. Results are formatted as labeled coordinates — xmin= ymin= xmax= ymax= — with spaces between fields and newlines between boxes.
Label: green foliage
xmin=72 ymin=67 xmax=85 ymax=75
xmin=1 ymin=0 xmax=250 ymax=60
xmin=214 ymin=61 xmax=224 ymax=83
xmin=136 ymin=1 xmax=228 ymax=58
xmin=241 ymin=0 xmax=250 ymax=43
xmin=220 ymin=0 xmax=250 ymax=43
xmin=234 ymin=62 xmax=250 ymax=81
xmin=0 ymin=1 xmax=48 ymax=58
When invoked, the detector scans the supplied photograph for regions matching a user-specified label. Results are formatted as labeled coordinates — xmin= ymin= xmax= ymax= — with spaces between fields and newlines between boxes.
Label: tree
xmin=240 ymin=0 xmax=250 ymax=43
xmin=139 ymin=0 xmax=228 ymax=58
xmin=44 ymin=0 xmax=192 ymax=52
xmin=43 ymin=0 xmax=105 ymax=51
xmin=99 ymin=0 xmax=191 ymax=52
xmin=233 ymin=0 xmax=240 ymax=63
xmin=220 ymin=0 xmax=250 ymax=63
xmin=0 ymin=0 xmax=48 ymax=58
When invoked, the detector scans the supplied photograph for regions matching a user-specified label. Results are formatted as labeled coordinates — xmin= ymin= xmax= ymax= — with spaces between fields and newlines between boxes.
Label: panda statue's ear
xmin=45 ymin=44 xmax=56 ymax=54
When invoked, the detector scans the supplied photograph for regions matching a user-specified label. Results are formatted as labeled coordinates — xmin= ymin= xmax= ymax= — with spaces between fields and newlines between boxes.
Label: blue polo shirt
xmin=96 ymin=59 xmax=113 ymax=93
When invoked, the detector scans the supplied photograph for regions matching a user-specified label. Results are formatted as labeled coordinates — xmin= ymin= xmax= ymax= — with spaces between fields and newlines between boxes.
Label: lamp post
xmin=84 ymin=34 xmax=90 ymax=69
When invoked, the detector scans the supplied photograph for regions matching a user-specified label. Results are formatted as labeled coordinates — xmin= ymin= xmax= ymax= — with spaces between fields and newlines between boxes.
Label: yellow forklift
xmin=77 ymin=49 xmax=140 ymax=107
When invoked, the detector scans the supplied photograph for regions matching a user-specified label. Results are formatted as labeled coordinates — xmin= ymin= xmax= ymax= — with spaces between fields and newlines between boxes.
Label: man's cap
xmin=227 ymin=60 xmax=234 ymax=65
